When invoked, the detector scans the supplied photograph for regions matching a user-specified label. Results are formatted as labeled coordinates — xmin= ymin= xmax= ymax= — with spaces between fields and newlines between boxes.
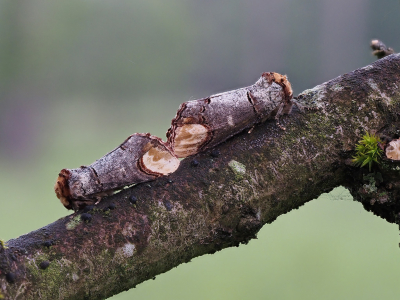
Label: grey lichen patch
xmin=114 ymin=243 xmax=136 ymax=263
xmin=331 ymin=84 xmax=344 ymax=92
xmin=298 ymin=84 xmax=327 ymax=111
xmin=72 ymin=273 xmax=80 ymax=281
xmin=367 ymin=78 xmax=392 ymax=105
xmin=66 ymin=215 xmax=82 ymax=230
xmin=367 ymin=78 xmax=379 ymax=91
xmin=363 ymin=182 xmax=377 ymax=193
xmin=228 ymin=160 xmax=246 ymax=180
xmin=362 ymin=65 xmax=374 ymax=71
xmin=362 ymin=173 xmax=381 ymax=194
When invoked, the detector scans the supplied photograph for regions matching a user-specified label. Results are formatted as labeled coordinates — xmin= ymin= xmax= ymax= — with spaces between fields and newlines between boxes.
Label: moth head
xmin=262 ymin=72 xmax=293 ymax=101
xmin=54 ymin=169 xmax=97 ymax=210
xmin=54 ymin=169 xmax=73 ymax=209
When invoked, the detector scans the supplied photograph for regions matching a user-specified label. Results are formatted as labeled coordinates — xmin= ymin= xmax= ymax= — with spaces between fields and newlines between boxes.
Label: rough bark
xmin=1 ymin=54 xmax=400 ymax=300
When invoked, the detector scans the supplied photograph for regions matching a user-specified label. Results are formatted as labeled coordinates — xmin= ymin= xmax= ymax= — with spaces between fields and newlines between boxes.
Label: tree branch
xmin=371 ymin=39 xmax=395 ymax=59
xmin=1 ymin=54 xmax=400 ymax=300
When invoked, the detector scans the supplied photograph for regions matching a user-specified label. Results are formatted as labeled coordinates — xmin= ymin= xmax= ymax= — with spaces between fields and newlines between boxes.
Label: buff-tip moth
xmin=55 ymin=72 xmax=293 ymax=210
xmin=55 ymin=133 xmax=179 ymax=210
xmin=167 ymin=72 xmax=293 ymax=157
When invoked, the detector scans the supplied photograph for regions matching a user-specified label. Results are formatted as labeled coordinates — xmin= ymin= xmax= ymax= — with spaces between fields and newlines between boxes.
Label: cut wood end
xmin=386 ymin=139 xmax=400 ymax=160
xmin=139 ymin=145 xmax=180 ymax=176
xmin=54 ymin=169 xmax=72 ymax=209
xmin=171 ymin=124 xmax=210 ymax=158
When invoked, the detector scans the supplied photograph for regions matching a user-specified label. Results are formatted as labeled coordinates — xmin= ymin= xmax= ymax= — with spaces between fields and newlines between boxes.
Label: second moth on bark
xmin=167 ymin=72 xmax=293 ymax=158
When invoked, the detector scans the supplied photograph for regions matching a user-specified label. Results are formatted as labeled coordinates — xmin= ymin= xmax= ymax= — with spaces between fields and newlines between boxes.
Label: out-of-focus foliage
xmin=0 ymin=1 xmax=193 ymax=100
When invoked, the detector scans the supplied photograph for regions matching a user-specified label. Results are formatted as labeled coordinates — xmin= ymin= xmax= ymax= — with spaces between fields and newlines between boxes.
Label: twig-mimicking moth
xmin=55 ymin=72 xmax=293 ymax=210
xmin=55 ymin=133 xmax=180 ymax=210
xmin=167 ymin=72 xmax=293 ymax=157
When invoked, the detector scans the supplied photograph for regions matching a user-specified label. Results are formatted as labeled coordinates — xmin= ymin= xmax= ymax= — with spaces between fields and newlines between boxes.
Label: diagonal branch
xmin=1 ymin=54 xmax=400 ymax=300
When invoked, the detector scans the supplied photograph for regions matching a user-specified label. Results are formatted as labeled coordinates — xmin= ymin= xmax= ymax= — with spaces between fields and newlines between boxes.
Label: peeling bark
xmin=1 ymin=54 xmax=400 ymax=300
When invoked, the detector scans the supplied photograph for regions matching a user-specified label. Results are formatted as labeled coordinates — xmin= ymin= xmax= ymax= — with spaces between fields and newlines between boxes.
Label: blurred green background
xmin=1 ymin=1 xmax=400 ymax=299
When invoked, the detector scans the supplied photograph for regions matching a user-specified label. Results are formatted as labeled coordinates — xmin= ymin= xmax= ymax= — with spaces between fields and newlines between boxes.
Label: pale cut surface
xmin=173 ymin=124 xmax=209 ymax=157
xmin=386 ymin=139 xmax=400 ymax=160
xmin=142 ymin=146 xmax=180 ymax=175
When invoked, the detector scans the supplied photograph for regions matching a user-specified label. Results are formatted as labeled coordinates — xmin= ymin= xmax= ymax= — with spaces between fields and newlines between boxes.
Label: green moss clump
xmin=66 ymin=215 xmax=82 ymax=230
xmin=352 ymin=132 xmax=383 ymax=171
xmin=0 ymin=239 xmax=7 ymax=249
xmin=228 ymin=160 xmax=246 ymax=180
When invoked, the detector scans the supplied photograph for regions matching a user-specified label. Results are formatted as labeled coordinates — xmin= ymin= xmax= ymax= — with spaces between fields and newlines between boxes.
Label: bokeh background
xmin=1 ymin=1 xmax=400 ymax=299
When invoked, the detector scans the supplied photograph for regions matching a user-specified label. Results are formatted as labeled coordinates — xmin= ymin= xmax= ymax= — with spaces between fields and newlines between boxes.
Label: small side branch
xmin=371 ymin=39 xmax=395 ymax=59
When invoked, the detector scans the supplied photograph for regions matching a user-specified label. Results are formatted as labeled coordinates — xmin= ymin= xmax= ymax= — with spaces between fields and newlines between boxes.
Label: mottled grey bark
xmin=1 ymin=54 xmax=400 ymax=300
